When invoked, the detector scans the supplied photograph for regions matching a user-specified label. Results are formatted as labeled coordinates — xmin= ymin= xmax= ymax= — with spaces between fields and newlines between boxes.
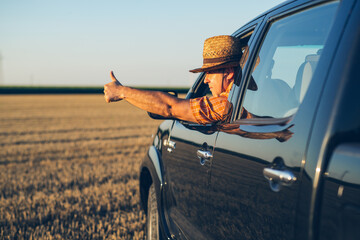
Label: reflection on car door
xmin=162 ymin=120 xmax=217 ymax=240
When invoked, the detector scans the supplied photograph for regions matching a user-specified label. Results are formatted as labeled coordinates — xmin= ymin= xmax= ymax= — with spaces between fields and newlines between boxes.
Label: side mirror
xmin=147 ymin=91 xmax=178 ymax=120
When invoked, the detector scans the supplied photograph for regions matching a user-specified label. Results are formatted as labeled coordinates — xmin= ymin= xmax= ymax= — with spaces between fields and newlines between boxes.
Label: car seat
xmin=293 ymin=50 xmax=322 ymax=103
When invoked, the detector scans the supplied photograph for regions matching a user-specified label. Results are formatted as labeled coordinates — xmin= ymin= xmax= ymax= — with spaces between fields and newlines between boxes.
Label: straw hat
xmin=189 ymin=35 xmax=243 ymax=73
xmin=190 ymin=35 xmax=258 ymax=90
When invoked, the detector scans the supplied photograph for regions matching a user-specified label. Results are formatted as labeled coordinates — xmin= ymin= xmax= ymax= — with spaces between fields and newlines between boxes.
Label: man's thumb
xmin=110 ymin=71 xmax=120 ymax=83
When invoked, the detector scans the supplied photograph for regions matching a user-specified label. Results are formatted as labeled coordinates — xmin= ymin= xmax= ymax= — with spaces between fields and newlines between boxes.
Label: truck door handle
xmin=263 ymin=168 xmax=297 ymax=192
xmin=163 ymin=139 xmax=176 ymax=152
xmin=197 ymin=150 xmax=212 ymax=165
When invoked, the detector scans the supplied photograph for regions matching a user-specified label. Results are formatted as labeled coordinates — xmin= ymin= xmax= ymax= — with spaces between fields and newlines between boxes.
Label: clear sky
xmin=0 ymin=0 xmax=285 ymax=87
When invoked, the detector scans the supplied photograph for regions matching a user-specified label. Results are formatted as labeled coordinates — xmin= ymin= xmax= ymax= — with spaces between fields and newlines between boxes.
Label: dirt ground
xmin=0 ymin=94 xmax=160 ymax=239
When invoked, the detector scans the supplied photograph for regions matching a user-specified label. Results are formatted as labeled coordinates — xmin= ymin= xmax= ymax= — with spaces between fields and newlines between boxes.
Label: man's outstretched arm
xmin=104 ymin=71 xmax=197 ymax=123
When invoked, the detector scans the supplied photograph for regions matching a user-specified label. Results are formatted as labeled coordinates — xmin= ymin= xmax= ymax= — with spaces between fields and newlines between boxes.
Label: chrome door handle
xmin=163 ymin=139 xmax=176 ymax=152
xmin=263 ymin=168 xmax=297 ymax=192
xmin=197 ymin=150 xmax=213 ymax=159
xmin=197 ymin=150 xmax=213 ymax=165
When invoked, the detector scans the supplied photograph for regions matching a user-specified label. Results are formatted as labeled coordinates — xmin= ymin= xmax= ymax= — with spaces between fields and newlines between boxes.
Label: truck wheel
xmin=146 ymin=183 xmax=160 ymax=240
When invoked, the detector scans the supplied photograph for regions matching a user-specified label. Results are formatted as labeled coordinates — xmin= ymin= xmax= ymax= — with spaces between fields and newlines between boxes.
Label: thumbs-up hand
xmin=104 ymin=71 xmax=124 ymax=103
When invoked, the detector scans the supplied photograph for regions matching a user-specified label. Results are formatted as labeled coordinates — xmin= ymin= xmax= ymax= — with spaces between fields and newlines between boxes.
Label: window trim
xmin=229 ymin=17 xmax=267 ymax=121
xmin=232 ymin=115 xmax=293 ymax=126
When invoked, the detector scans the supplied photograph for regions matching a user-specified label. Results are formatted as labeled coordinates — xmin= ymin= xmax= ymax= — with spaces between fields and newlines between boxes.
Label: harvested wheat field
xmin=0 ymin=94 xmax=161 ymax=240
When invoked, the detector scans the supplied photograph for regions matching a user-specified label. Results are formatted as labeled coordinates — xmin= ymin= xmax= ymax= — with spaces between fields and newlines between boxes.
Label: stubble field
xmin=0 ymin=94 xmax=160 ymax=239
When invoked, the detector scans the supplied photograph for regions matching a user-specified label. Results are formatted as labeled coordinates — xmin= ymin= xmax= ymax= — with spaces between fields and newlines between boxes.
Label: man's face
xmin=204 ymin=70 xmax=224 ymax=97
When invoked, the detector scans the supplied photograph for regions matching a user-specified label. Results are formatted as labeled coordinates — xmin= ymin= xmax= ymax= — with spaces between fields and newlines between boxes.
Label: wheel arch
xmin=140 ymin=146 xmax=164 ymax=214
xmin=140 ymin=167 xmax=152 ymax=214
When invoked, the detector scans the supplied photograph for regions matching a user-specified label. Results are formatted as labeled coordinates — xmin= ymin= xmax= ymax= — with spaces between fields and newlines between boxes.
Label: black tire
xmin=146 ymin=184 xmax=160 ymax=240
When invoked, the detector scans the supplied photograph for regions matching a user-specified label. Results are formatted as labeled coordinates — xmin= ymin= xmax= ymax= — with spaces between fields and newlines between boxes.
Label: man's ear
xmin=225 ymin=68 xmax=235 ymax=80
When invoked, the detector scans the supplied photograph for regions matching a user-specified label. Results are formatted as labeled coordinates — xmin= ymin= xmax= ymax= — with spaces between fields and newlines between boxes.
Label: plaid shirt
xmin=190 ymin=82 xmax=234 ymax=125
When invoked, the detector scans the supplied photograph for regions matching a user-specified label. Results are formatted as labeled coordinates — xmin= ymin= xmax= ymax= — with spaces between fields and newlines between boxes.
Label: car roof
xmin=232 ymin=0 xmax=315 ymax=35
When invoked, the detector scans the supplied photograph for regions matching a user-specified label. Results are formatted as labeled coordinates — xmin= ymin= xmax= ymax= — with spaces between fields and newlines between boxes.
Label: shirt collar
xmin=220 ymin=81 xmax=234 ymax=97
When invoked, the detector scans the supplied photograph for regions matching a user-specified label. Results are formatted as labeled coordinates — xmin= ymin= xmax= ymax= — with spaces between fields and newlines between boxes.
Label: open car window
xmin=239 ymin=2 xmax=339 ymax=120
xmin=186 ymin=73 xmax=210 ymax=99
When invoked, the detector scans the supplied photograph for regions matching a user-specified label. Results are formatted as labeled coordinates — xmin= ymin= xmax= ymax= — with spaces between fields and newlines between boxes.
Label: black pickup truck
xmin=139 ymin=0 xmax=360 ymax=239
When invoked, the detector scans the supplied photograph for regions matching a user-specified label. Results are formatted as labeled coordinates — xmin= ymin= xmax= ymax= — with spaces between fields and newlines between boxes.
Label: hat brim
xmin=190 ymin=61 xmax=258 ymax=91
xmin=248 ymin=76 xmax=257 ymax=91
xmin=189 ymin=61 xmax=239 ymax=73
